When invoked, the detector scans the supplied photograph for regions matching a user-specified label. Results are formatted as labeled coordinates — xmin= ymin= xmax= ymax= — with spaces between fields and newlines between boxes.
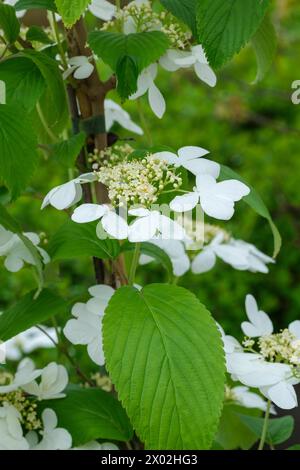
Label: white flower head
xmin=64 ymin=285 xmax=115 ymax=366
xmin=27 ymin=409 xmax=72 ymax=450
xmin=41 ymin=173 xmax=96 ymax=211
xmin=22 ymin=362 xmax=68 ymax=400
xmin=241 ymin=294 xmax=274 ymax=338
xmin=71 ymin=203 xmax=129 ymax=240
xmin=170 ymin=174 xmax=250 ymax=220
xmin=0 ymin=404 xmax=29 ymax=450
xmin=128 ymin=208 xmax=186 ymax=243
xmin=63 ymin=56 xmax=94 ymax=80
xmin=155 ymin=146 xmax=220 ymax=178
xmin=130 ymin=64 xmax=166 ymax=119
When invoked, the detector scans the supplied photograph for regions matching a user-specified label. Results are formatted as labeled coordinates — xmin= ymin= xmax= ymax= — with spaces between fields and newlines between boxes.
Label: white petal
xmin=87 ymin=336 xmax=105 ymax=366
xmin=178 ymin=146 xmax=210 ymax=162
xmin=191 ymin=249 xmax=216 ymax=274
xmin=71 ymin=204 xmax=106 ymax=223
xmin=4 ymin=255 xmax=24 ymax=272
xmin=154 ymin=151 xmax=178 ymax=166
xmin=148 ymin=82 xmax=166 ymax=119
xmin=265 ymin=382 xmax=298 ymax=409
xmin=88 ymin=284 xmax=115 ymax=300
xmin=128 ymin=215 xmax=158 ymax=242
xmin=68 ymin=56 xmax=89 ymax=67
xmin=213 ymin=180 xmax=250 ymax=201
xmin=89 ymin=0 xmax=116 ymax=21
xmin=289 ymin=321 xmax=300 ymax=340
xmin=50 ymin=182 xmax=80 ymax=210
xmin=129 ymin=208 xmax=150 ymax=217
xmin=73 ymin=63 xmax=94 ymax=80
xmin=101 ymin=212 xmax=129 ymax=240
xmin=42 ymin=409 xmax=57 ymax=431
xmin=170 ymin=192 xmax=199 ymax=213
xmin=183 ymin=158 xmax=220 ymax=178
xmin=194 ymin=62 xmax=217 ymax=87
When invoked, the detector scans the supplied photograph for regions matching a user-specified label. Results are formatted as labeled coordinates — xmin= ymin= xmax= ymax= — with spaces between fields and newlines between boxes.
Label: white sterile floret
xmin=128 ymin=208 xmax=186 ymax=243
xmin=63 ymin=285 xmax=115 ymax=366
xmin=0 ymin=403 xmax=29 ymax=450
xmin=0 ymin=359 xmax=42 ymax=394
xmin=22 ymin=362 xmax=68 ymax=400
xmin=241 ymin=294 xmax=274 ymax=338
xmin=63 ymin=56 xmax=94 ymax=80
xmin=105 ymin=99 xmax=143 ymax=135
xmin=154 ymin=146 xmax=220 ymax=177
xmin=130 ymin=64 xmax=166 ymax=119
xmin=41 ymin=173 xmax=96 ymax=211
xmin=170 ymin=174 xmax=250 ymax=220
xmin=26 ymin=409 xmax=72 ymax=450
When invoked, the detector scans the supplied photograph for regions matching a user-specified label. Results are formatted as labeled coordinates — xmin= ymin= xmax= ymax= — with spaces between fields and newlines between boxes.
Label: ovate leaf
xmin=41 ymin=387 xmax=133 ymax=446
xmin=0 ymin=56 xmax=46 ymax=110
xmin=240 ymin=415 xmax=294 ymax=446
xmin=104 ymin=284 xmax=225 ymax=450
xmin=48 ymin=220 xmax=120 ymax=261
xmin=49 ymin=132 xmax=86 ymax=167
xmin=0 ymin=103 xmax=38 ymax=198
xmin=0 ymin=289 xmax=66 ymax=341
xmin=251 ymin=14 xmax=277 ymax=83
xmin=0 ymin=4 xmax=20 ymax=43
xmin=55 ymin=0 xmax=91 ymax=27
xmin=196 ymin=0 xmax=270 ymax=68
xmin=160 ymin=0 xmax=196 ymax=36
xmin=220 ymin=165 xmax=281 ymax=257
xmin=15 ymin=0 xmax=57 ymax=11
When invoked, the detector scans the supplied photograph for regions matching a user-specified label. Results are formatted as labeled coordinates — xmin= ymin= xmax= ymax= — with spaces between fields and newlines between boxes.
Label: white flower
xmin=89 ymin=0 xmax=116 ymax=21
xmin=0 ymin=404 xmax=29 ymax=450
xmin=4 ymin=326 xmax=57 ymax=361
xmin=130 ymin=64 xmax=166 ymax=119
xmin=128 ymin=208 xmax=186 ymax=242
xmin=63 ymin=56 xmax=94 ymax=80
xmin=0 ymin=228 xmax=50 ymax=273
xmin=139 ymin=239 xmax=190 ymax=276
xmin=170 ymin=174 xmax=250 ymax=220
xmin=74 ymin=441 xmax=119 ymax=450
xmin=232 ymin=386 xmax=275 ymax=413
xmin=64 ymin=285 xmax=115 ymax=366
xmin=161 ymin=45 xmax=217 ymax=88
xmin=27 ymin=409 xmax=72 ymax=450
xmin=241 ymin=294 xmax=274 ymax=338
xmin=4 ymin=0 xmax=25 ymax=18
xmin=41 ymin=173 xmax=96 ymax=211
xmin=0 ymin=358 xmax=41 ymax=394
xmin=154 ymin=146 xmax=220 ymax=177
xmin=105 ymin=99 xmax=143 ymax=135
xmin=71 ymin=203 xmax=129 ymax=240
xmin=22 ymin=362 xmax=68 ymax=400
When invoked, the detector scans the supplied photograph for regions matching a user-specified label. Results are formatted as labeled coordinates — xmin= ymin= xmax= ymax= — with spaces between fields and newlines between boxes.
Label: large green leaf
xmin=49 ymin=132 xmax=86 ymax=167
xmin=160 ymin=0 xmax=196 ymax=36
xmin=220 ymin=165 xmax=281 ymax=257
xmin=240 ymin=415 xmax=294 ymax=446
xmin=48 ymin=220 xmax=120 ymax=261
xmin=41 ymin=386 xmax=133 ymax=445
xmin=15 ymin=0 xmax=57 ymax=11
xmin=196 ymin=0 xmax=270 ymax=68
xmin=55 ymin=0 xmax=91 ymax=27
xmin=251 ymin=14 xmax=277 ymax=83
xmin=0 ymin=4 xmax=20 ymax=44
xmin=0 ymin=103 xmax=38 ymax=198
xmin=0 ymin=289 xmax=66 ymax=341
xmin=0 ymin=56 xmax=46 ymax=110
xmin=103 ymin=284 xmax=225 ymax=450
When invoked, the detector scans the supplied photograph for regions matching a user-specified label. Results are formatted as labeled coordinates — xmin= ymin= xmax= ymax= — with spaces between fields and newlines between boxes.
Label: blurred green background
xmin=1 ymin=0 xmax=300 ymax=346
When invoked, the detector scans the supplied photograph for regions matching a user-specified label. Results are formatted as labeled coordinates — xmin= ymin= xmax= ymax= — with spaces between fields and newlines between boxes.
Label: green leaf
xmin=48 ymin=220 xmax=120 ymax=261
xmin=0 ymin=4 xmax=20 ymax=44
xmin=49 ymin=132 xmax=86 ymax=167
xmin=0 ymin=56 xmax=46 ymax=110
xmin=41 ymin=386 xmax=133 ymax=446
xmin=55 ymin=0 xmax=91 ymax=27
xmin=220 ymin=165 xmax=281 ymax=257
xmin=15 ymin=0 xmax=57 ymax=11
xmin=116 ymin=55 xmax=139 ymax=100
xmin=0 ymin=80 xmax=5 ymax=104
xmin=251 ymin=14 xmax=277 ymax=83
xmin=196 ymin=0 xmax=270 ymax=68
xmin=287 ymin=444 xmax=300 ymax=450
xmin=0 ymin=289 xmax=66 ymax=342
xmin=26 ymin=26 xmax=54 ymax=45
xmin=240 ymin=415 xmax=295 ymax=446
xmin=103 ymin=284 xmax=225 ymax=450
xmin=88 ymin=31 xmax=169 ymax=98
xmin=121 ymin=241 xmax=173 ymax=280
xmin=0 ymin=103 xmax=38 ymax=198
xmin=160 ymin=0 xmax=197 ymax=36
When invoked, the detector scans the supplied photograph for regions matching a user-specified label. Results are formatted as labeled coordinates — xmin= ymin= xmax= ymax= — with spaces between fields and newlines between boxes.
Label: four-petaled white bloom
xmin=139 ymin=239 xmax=190 ymax=276
xmin=170 ymin=174 xmax=250 ymax=220
xmin=22 ymin=362 xmax=68 ymax=400
xmin=64 ymin=285 xmax=115 ymax=366
xmin=89 ymin=0 xmax=116 ymax=21
xmin=0 ymin=403 xmax=29 ymax=450
xmin=241 ymin=294 xmax=274 ymax=338
xmin=41 ymin=173 xmax=96 ymax=210
xmin=160 ymin=45 xmax=217 ymax=88
xmin=155 ymin=146 xmax=220 ymax=177
xmin=105 ymin=99 xmax=143 ymax=135
xmin=130 ymin=64 xmax=166 ymax=119
xmin=26 ymin=409 xmax=72 ymax=450
xmin=63 ymin=56 xmax=94 ymax=80
xmin=128 ymin=208 xmax=186 ymax=242
xmin=71 ymin=203 xmax=129 ymax=240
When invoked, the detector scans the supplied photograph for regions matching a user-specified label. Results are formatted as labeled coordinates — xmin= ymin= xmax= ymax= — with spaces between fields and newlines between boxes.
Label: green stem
xmin=128 ymin=243 xmax=141 ymax=286
xmin=36 ymin=103 xmax=57 ymax=142
xmin=258 ymin=400 xmax=271 ymax=450
xmin=50 ymin=11 xmax=68 ymax=70
xmin=137 ymin=98 xmax=153 ymax=147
